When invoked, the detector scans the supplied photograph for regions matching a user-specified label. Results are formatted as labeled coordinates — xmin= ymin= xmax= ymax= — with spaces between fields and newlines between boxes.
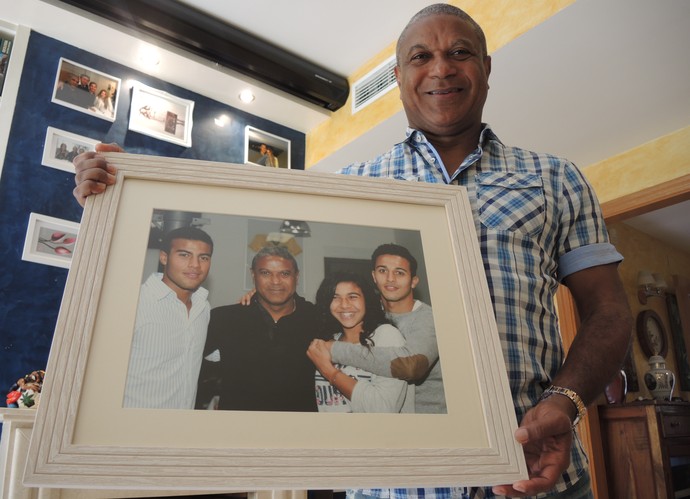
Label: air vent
xmin=352 ymin=55 xmax=397 ymax=113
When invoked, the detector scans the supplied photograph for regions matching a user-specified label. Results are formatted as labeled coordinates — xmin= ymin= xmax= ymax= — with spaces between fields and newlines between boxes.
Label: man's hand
xmin=492 ymin=396 xmax=574 ymax=497
xmin=306 ymin=339 xmax=335 ymax=375
xmin=238 ymin=289 xmax=256 ymax=306
xmin=73 ymin=143 xmax=123 ymax=206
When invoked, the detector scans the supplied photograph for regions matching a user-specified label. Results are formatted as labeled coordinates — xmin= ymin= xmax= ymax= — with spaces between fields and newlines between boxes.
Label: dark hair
xmin=251 ymin=245 xmax=299 ymax=273
xmin=371 ymin=243 xmax=418 ymax=277
xmin=396 ymin=3 xmax=488 ymax=62
xmin=315 ymin=271 xmax=388 ymax=346
xmin=160 ymin=226 xmax=214 ymax=255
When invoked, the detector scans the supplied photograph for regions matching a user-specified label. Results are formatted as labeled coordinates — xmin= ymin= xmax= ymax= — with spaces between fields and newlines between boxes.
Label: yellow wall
xmin=607 ymin=222 xmax=690 ymax=401
xmin=306 ymin=0 xmax=576 ymax=168
xmin=583 ymin=126 xmax=690 ymax=203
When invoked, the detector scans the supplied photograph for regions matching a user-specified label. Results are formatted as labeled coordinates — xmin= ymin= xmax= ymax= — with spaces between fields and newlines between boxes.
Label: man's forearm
xmin=553 ymin=302 xmax=632 ymax=406
xmin=554 ymin=264 xmax=633 ymax=407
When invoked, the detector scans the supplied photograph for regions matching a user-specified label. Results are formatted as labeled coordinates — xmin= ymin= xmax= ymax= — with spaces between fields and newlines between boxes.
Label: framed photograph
xmin=245 ymin=125 xmax=291 ymax=169
xmin=41 ymin=126 xmax=99 ymax=173
xmin=129 ymin=82 xmax=194 ymax=147
xmin=21 ymin=213 xmax=79 ymax=269
xmin=24 ymin=154 xmax=526 ymax=491
xmin=51 ymin=57 xmax=120 ymax=121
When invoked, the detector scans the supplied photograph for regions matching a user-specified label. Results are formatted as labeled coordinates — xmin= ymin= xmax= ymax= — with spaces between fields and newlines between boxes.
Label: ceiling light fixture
xmin=138 ymin=45 xmax=161 ymax=67
xmin=238 ymin=89 xmax=255 ymax=104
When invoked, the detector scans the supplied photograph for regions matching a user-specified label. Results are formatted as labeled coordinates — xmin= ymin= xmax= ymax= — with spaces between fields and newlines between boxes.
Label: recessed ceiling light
xmin=238 ymin=89 xmax=255 ymax=103
xmin=138 ymin=45 xmax=161 ymax=67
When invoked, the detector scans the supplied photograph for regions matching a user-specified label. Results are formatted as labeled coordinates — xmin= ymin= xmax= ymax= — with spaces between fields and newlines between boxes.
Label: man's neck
xmin=383 ymin=297 xmax=415 ymax=315
xmin=162 ymin=276 xmax=194 ymax=313
xmin=257 ymin=296 xmax=297 ymax=322
xmin=423 ymin=124 xmax=483 ymax=177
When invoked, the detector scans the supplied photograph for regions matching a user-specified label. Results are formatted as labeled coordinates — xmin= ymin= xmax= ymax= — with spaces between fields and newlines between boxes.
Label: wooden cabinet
xmin=598 ymin=401 xmax=690 ymax=499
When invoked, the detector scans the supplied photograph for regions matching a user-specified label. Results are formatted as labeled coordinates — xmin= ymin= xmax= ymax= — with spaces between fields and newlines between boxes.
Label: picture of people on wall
xmin=51 ymin=57 xmax=119 ymax=121
xmin=245 ymin=125 xmax=291 ymax=169
xmin=124 ymin=208 xmax=446 ymax=415
xmin=41 ymin=126 xmax=99 ymax=173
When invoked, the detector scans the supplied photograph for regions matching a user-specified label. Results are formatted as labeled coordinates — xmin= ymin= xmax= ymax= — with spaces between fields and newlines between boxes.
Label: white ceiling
xmin=175 ymin=0 xmax=433 ymax=78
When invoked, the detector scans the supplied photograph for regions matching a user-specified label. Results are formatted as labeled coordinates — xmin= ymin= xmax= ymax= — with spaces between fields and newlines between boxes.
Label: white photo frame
xmin=24 ymin=154 xmax=526 ymax=491
xmin=41 ymin=126 xmax=99 ymax=173
xmin=21 ymin=213 xmax=79 ymax=269
xmin=51 ymin=57 xmax=120 ymax=121
xmin=129 ymin=82 xmax=194 ymax=147
xmin=245 ymin=125 xmax=291 ymax=169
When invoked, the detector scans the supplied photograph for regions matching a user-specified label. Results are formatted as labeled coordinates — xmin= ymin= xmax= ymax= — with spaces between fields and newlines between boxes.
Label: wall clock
xmin=636 ymin=309 xmax=667 ymax=358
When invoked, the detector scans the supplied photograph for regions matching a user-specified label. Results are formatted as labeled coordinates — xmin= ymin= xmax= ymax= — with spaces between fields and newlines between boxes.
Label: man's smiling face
xmin=395 ymin=13 xmax=491 ymax=139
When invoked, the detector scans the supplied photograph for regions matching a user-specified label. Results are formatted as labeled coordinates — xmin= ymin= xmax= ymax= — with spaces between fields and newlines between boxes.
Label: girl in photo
xmin=307 ymin=271 xmax=414 ymax=413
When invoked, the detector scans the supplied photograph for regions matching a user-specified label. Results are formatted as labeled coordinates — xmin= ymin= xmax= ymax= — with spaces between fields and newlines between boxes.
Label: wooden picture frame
xmin=24 ymin=154 xmax=526 ymax=491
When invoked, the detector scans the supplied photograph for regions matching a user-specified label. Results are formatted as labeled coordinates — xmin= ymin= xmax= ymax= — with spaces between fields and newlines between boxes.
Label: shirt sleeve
xmin=349 ymin=325 xmax=409 ymax=413
xmin=556 ymin=161 xmax=623 ymax=281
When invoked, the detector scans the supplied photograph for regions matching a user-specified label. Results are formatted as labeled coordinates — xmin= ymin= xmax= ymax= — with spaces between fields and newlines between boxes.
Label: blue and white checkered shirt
xmin=338 ymin=125 xmax=622 ymax=499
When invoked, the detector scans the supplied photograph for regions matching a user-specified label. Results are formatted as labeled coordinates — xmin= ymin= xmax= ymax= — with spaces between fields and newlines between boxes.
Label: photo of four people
xmin=124 ymin=209 xmax=446 ymax=415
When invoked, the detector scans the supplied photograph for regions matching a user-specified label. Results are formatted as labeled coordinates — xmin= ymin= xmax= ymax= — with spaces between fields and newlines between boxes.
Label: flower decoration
xmin=38 ymin=231 xmax=77 ymax=256
xmin=6 ymin=369 xmax=45 ymax=409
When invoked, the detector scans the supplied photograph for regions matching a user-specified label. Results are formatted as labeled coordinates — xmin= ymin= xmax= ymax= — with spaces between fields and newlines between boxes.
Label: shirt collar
xmin=403 ymin=124 xmax=500 ymax=181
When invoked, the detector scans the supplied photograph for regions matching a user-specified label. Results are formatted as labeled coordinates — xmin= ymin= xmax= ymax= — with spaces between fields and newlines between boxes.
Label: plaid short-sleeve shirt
xmin=338 ymin=125 xmax=622 ymax=499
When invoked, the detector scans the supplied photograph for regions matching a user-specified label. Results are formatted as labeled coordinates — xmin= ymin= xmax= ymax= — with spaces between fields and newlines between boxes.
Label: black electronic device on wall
xmin=55 ymin=0 xmax=350 ymax=111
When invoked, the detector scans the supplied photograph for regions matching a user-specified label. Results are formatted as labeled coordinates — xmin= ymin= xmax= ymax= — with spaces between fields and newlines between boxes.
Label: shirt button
xmin=430 ymin=157 xmax=436 ymax=162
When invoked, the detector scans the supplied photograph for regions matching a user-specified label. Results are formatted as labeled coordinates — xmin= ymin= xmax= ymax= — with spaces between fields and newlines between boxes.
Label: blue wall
xmin=0 ymin=31 xmax=305 ymax=393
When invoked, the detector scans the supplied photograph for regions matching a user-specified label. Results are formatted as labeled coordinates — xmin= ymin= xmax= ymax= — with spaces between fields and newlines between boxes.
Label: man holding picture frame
xmin=72 ymin=3 xmax=632 ymax=498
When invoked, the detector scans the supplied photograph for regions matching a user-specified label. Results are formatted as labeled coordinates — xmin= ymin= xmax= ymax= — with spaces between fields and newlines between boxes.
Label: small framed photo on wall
xmin=245 ymin=125 xmax=291 ymax=169
xmin=41 ymin=126 xmax=99 ymax=173
xmin=129 ymin=82 xmax=194 ymax=147
xmin=51 ymin=58 xmax=120 ymax=121
xmin=21 ymin=213 xmax=80 ymax=269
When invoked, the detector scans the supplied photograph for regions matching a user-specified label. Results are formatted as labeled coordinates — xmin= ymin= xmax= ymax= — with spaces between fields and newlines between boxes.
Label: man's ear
xmin=159 ymin=250 xmax=168 ymax=267
xmin=411 ymin=276 xmax=419 ymax=289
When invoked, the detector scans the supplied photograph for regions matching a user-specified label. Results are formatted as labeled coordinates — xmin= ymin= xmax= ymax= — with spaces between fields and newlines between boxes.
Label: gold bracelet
xmin=540 ymin=385 xmax=587 ymax=427
xmin=329 ymin=370 xmax=341 ymax=385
